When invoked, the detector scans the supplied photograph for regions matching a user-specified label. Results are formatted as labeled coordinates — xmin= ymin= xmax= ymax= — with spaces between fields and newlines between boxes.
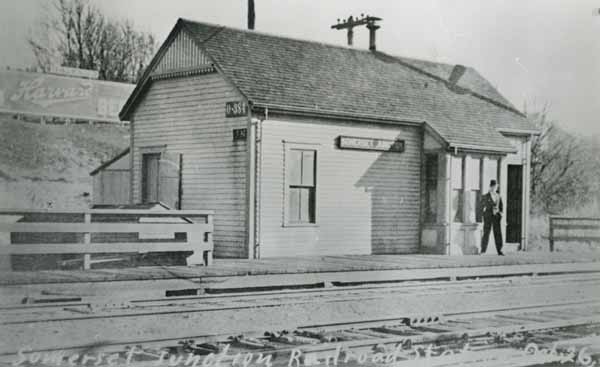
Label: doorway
xmin=141 ymin=153 xmax=160 ymax=203
xmin=506 ymin=165 xmax=523 ymax=243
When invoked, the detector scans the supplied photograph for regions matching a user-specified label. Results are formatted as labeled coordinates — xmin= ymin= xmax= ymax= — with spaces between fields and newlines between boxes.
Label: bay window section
xmin=466 ymin=157 xmax=482 ymax=223
xmin=451 ymin=156 xmax=464 ymax=223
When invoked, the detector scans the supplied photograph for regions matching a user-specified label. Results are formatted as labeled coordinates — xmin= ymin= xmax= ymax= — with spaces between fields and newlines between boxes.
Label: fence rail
xmin=548 ymin=216 xmax=600 ymax=252
xmin=0 ymin=209 xmax=214 ymax=270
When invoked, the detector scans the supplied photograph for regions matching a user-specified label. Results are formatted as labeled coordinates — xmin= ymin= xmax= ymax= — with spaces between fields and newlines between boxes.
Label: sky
xmin=0 ymin=0 xmax=599 ymax=136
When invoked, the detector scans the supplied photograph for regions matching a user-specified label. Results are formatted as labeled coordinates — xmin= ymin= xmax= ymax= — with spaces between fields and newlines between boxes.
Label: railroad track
xmin=3 ymin=271 xmax=600 ymax=323
xmin=2 ymin=273 xmax=600 ymax=366
xmin=3 ymin=300 xmax=600 ymax=367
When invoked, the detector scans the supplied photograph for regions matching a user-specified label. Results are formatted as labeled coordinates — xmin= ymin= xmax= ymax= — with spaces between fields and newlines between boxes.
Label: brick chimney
xmin=448 ymin=64 xmax=466 ymax=87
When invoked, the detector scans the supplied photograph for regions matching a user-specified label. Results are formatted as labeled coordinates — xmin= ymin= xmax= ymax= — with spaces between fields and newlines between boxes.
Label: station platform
xmin=2 ymin=251 xmax=600 ymax=286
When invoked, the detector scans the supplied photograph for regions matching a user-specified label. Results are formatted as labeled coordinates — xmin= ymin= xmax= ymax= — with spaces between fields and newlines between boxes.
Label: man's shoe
xmin=498 ymin=252 xmax=504 ymax=256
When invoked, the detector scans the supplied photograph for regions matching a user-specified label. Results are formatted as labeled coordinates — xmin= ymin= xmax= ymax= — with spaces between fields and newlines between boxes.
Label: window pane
xmin=451 ymin=156 xmax=463 ymax=189
xmin=483 ymin=158 xmax=498 ymax=189
xmin=467 ymin=157 xmax=481 ymax=190
xmin=288 ymin=150 xmax=302 ymax=186
xmin=299 ymin=188 xmax=310 ymax=222
xmin=475 ymin=190 xmax=483 ymax=223
xmin=426 ymin=188 xmax=437 ymax=223
xmin=289 ymin=187 xmax=315 ymax=223
xmin=308 ymin=188 xmax=316 ymax=223
xmin=301 ymin=150 xmax=315 ymax=186
xmin=424 ymin=154 xmax=438 ymax=223
xmin=452 ymin=189 xmax=463 ymax=223
xmin=466 ymin=190 xmax=480 ymax=223
xmin=289 ymin=188 xmax=300 ymax=222
xmin=425 ymin=154 xmax=438 ymax=182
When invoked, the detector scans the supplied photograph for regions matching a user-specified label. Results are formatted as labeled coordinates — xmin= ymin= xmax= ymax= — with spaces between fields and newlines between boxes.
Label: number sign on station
xmin=225 ymin=101 xmax=248 ymax=118
xmin=233 ymin=128 xmax=247 ymax=141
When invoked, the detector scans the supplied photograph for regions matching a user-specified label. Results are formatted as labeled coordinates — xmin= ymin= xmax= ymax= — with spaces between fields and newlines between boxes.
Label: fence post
xmin=548 ymin=217 xmax=554 ymax=252
xmin=83 ymin=213 xmax=91 ymax=270
xmin=0 ymin=215 xmax=21 ymax=272
xmin=204 ymin=214 xmax=213 ymax=266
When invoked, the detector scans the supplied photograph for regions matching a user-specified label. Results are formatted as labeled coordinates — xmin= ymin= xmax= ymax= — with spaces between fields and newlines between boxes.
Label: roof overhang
xmin=251 ymin=102 xmax=424 ymax=127
xmin=90 ymin=148 xmax=130 ymax=176
xmin=447 ymin=143 xmax=517 ymax=155
xmin=497 ymin=127 xmax=541 ymax=136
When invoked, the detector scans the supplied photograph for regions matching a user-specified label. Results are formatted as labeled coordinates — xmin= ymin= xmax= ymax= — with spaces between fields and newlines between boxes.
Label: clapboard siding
xmin=131 ymin=73 xmax=248 ymax=258
xmin=258 ymin=116 xmax=422 ymax=257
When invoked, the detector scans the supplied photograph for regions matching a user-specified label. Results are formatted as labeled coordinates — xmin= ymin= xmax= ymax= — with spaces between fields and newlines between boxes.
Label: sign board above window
xmin=225 ymin=101 xmax=248 ymax=118
xmin=336 ymin=136 xmax=405 ymax=153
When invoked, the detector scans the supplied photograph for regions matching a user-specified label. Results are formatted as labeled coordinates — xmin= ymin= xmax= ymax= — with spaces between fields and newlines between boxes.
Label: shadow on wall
xmin=354 ymin=135 xmax=420 ymax=255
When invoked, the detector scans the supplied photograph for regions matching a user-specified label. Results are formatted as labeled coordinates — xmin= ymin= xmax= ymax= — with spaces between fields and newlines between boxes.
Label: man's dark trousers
xmin=481 ymin=214 xmax=503 ymax=254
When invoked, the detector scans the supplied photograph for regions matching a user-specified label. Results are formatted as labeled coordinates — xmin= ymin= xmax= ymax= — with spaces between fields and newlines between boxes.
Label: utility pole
xmin=248 ymin=0 xmax=255 ymax=30
xmin=331 ymin=14 xmax=382 ymax=50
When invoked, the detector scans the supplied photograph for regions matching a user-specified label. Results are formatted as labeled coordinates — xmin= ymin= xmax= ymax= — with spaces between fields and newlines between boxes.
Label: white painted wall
xmin=131 ymin=73 xmax=248 ymax=258
xmin=257 ymin=116 xmax=422 ymax=257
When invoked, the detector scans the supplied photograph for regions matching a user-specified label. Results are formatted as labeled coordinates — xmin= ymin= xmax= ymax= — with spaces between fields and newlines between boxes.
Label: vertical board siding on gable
xmin=153 ymin=31 xmax=213 ymax=74
xmin=131 ymin=73 xmax=248 ymax=258
xmin=259 ymin=117 xmax=422 ymax=257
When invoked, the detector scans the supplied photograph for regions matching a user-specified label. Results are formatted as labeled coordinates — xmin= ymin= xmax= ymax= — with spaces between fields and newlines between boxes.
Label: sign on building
xmin=337 ymin=135 xmax=405 ymax=153
xmin=232 ymin=128 xmax=247 ymax=141
xmin=225 ymin=101 xmax=248 ymax=118
xmin=0 ymin=70 xmax=134 ymax=123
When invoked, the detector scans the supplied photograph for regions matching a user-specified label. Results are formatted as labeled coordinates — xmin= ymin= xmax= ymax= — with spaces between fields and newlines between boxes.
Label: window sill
xmin=455 ymin=223 xmax=483 ymax=229
xmin=283 ymin=223 xmax=319 ymax=228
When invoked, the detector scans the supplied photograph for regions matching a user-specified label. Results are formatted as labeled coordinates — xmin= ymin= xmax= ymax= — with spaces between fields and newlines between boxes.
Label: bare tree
xmin=529 ymin=105 xmax=599 ymax=214
xmin=27 ymin=0 xmax=155 ymax=83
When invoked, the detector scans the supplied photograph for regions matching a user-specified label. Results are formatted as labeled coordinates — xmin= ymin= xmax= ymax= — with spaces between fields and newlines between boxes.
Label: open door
xmin=142 ymin=153 xmax=160 ymax=204
xmin=159 ymin=152 xmax=182 ymax=209
xmin=506 ymin=164 xmax=523 ymax=243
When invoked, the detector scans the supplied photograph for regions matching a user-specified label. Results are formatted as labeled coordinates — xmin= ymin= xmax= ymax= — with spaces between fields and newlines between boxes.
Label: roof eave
xmin=252 ymin=103 xmax=424 ymax=127
xmin=447 ymin=143 xmax=517 ymax=155
xmin=498 ymin=127 xmax=541 ymax=136
xmin=89 ymin=148 xmax=130 ymax=176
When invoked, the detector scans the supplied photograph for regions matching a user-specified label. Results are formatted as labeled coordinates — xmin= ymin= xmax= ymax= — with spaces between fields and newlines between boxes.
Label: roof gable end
xmin=119 ymin=20 xmax=218 ymax=120
xmin=152 ymin=28 xmax=213 ymax=77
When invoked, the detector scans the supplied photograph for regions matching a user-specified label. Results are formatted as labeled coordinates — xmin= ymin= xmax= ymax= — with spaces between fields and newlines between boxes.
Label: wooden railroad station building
xmin=118 ymin=18 xmax=539 ymax=259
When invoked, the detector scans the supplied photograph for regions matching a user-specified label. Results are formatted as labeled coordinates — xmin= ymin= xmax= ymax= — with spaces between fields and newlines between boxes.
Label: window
xmin=424 ymin=154 xmax=438 ymax=223
xmin=451 ymin=156 xmax=464 ymax=223
xmin=142 ymin=153 xmax=161 ymax=203
xmin=466 ymin=157 xmax=482 ymax=223
xmin=287 ymin=149 xmax=316 ymax=224
xmin=483 ymin=158 xmax=499 ymax=190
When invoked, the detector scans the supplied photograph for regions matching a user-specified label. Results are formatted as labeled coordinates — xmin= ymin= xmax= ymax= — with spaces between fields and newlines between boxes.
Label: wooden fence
xmin=548 ymin=216 xmax=600 ymax=252
xmin=0 ymin=209 xmax=213 ymax=270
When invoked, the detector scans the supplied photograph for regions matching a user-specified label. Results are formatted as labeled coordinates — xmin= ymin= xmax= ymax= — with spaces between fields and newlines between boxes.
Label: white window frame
xmin=282 ymin=141 xmax=320 ymax=227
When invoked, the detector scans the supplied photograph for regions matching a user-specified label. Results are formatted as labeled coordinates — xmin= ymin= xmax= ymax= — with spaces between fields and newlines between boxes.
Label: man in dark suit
xmin=481 ymin=179 xmax=504 ymax=255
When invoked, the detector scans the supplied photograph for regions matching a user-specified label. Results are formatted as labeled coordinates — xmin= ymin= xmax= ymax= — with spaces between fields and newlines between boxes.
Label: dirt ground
xmin=0 ymin=116 xmax=128 ymax=209
xmin=1 ymin=275 xmax=598 ymax=355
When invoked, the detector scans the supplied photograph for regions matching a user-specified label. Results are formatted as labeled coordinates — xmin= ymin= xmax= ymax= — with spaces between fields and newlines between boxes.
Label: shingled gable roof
xmin=121 ymin=18 xmax=538 ymax=153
